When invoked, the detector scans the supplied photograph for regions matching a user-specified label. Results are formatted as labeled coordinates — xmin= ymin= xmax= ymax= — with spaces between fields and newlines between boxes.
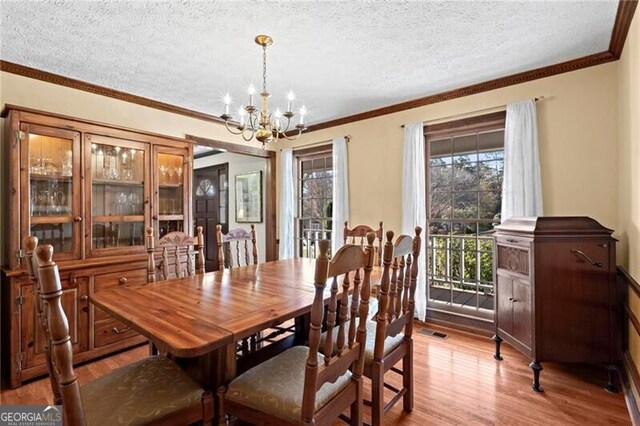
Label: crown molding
xmin=610 ymin=0 xmax=639 ymax=58
xmin=0 ymin=60 xmax=226 ymax=125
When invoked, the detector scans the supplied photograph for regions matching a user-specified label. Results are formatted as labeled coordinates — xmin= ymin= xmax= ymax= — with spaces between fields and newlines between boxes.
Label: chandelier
xmin=221 ymin=35 xmax=307 ymax=146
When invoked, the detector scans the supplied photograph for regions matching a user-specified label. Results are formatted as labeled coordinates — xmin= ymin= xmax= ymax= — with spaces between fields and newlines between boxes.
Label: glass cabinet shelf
xmin=90 ymin=140 xmax=147 ymax=250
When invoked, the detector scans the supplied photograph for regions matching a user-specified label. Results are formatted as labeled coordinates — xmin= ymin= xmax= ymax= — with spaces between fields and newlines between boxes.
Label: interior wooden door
xmin=193 ymin=163 xmax=229 ymax=271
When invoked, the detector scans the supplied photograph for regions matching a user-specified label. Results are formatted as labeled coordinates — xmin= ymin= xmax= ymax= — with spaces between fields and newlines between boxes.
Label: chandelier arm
xmin=248 ymin=111 xmax=260 ymax=131
xmin=280 ymin=115 xmax=293 ymax=133
xmin=224 ymin=120 xmax=244 ymax=135
xmin=241 ymin=127 xmax=255 ymax=142
xmin=281 ymin=128 xmax=303 ymax=141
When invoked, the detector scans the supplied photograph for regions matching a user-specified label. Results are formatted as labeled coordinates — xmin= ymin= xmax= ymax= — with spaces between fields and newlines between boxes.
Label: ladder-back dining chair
xmin=216 ymin=224 xmax=291 ymax=357
xmin=344 ymin=221 xmax=384 ymax=267
xmin=32 ymin=241 xmax=214 ymax=426
xmin=24 ymin=236 xmax=61 ymax=405
xmin=221 ymin=234 xmax=376 ymax=425
xmin=146 ymin=226 xmax=205 ymax=282
xmin=367 ymin=227 xmax=422 ymax=425
xmin=216 ymin=224 xmax=258 ymax=270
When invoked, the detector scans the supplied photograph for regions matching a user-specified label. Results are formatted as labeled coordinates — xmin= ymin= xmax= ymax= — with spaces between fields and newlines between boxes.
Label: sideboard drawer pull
xmin=506 ymin=239 xmax=520 ymax=244
xmin=112 ymin=326 xmax=131 ymax=334
xmin=118 ymin=277 xmax=128 ymax=285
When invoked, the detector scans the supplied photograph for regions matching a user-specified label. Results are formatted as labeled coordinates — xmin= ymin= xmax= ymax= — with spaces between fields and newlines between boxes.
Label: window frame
xmin=293 ymin=144 xmax=333 ymax=259
xmin=425 ymin=111 xmax=506 ymax=321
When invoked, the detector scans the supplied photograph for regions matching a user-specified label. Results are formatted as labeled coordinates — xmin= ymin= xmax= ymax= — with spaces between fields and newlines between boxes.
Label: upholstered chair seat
xmin=81 ymin=355 xmax=204 ymax=426
xmin=320 ymin=318 xmax=405 ymax=365
xmin=225 ymin=346 xmax=352 ymax=422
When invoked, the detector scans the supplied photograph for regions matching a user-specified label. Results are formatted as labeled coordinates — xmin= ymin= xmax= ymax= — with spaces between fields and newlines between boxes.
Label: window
xmin=295 ymin=146 xmax=333 ymax=258
xmin=426 ymin=111 xmax=505 ymax=320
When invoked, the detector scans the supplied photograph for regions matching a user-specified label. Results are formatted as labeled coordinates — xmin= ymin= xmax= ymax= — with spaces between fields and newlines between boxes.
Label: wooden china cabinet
xmin=1 ymin=106 xmax=192 ymax=387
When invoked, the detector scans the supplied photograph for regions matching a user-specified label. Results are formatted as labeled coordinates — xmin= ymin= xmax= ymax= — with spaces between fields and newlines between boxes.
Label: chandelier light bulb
xmin=299 ymin=105 xmax=307 ymax=125
xmin=238 ymin=106 xmax=246 ymax=126
xmin=247 ymin=84 xmax=256 ymax=95
xmin=223 ymin=92 xmax=232 ymax=115
xmin=286 ymin=90 xmax=295 ymax=112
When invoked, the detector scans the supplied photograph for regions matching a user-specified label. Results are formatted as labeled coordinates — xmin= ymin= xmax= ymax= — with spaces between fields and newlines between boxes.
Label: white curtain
xmin=502 ymin=100 xmax=543 ymax=221
xmin=402 ymin=123 xmax=427 ymax=321
xmin=279 ymin=148 xmax=295 ymax=259
xmin=332 ymin=137 xmax=350 ymax=255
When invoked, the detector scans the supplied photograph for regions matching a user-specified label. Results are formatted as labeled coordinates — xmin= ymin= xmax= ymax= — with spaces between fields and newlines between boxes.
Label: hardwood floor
xmin=1 ymin=324 xmax=631 ymax=425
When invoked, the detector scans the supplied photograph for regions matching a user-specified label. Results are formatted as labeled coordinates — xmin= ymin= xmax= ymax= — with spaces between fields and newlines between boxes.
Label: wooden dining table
xmin=91 ymin=257 xmax=381 ymax=418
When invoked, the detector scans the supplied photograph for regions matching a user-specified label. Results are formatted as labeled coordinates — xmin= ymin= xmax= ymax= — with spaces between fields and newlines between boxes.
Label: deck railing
xmin=427 ymin=233 xmax=495 ymax=314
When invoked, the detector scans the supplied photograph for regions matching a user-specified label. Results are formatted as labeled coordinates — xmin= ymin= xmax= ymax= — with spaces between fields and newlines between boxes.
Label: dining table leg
xmin=174 ymin=342 xmax=237 ymax=425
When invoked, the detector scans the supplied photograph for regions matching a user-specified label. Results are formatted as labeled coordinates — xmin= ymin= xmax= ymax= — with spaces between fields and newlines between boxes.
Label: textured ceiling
xmin=0 ymin=1 xmax=619 ymax=125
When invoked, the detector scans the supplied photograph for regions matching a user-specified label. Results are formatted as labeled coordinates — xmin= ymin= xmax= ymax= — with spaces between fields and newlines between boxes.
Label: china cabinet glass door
xmin=21 ymin=124 xmax=82 ymax=261
xmin=86 ymin=134 xmax=149 ymax=256
xmin=153 ymin=146 xmax=190 ymax=238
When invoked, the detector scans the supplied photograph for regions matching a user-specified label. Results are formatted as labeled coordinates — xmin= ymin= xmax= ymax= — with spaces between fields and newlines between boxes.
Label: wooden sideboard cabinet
xmin=1 ymin=105 xmax=193 ymax=387
xmin=492 ymin=217 xmax=622 ymax=393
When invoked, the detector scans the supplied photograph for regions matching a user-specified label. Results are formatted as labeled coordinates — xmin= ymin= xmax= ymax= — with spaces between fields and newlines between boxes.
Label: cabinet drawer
xmin=495 ymin=236 xmax=530 ymax=248
xmin=94 ymin=317 xmax=139 ymax=347
xmin=94 ymin=268 xmax=148 ymax=292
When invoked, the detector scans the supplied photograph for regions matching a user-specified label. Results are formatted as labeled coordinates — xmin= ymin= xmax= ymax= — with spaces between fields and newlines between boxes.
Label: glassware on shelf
xmin=167 ymin=166 xmax=175 ymax=184
xmin=159 ymin=165 xmax=168 ymax=184
xmin=59 ymin=152 xmax=73 ymax=177
xmin=175 ymin=166 xmax=183 ymax=183
xmin=30 ymin=157 xmax=56 ymax=175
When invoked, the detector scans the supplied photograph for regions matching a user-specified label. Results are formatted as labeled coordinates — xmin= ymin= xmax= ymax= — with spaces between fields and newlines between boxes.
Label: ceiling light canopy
xmin=221 ymin=35 xmax=306 ymax=147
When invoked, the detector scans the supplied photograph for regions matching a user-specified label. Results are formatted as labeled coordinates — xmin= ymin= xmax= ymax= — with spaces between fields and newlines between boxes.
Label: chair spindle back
xmin=146 ymin=226 xmax=204 ymax=282
xmin=35 ymin=244 xmax=87 ymax=426
xmin=302 ymin=233 xmax=375 ymax=422
xmin=343 ymin=220 xmax=384 ymax=266
xmin=216 ymin=224 xmax=258 ymax=270
xmin=374 ymin=227 xmax=422 ymax=362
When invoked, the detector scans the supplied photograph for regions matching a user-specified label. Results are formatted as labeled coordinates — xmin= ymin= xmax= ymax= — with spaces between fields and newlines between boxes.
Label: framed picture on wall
xmin=235 ymin=170 xmax=263 ymax=223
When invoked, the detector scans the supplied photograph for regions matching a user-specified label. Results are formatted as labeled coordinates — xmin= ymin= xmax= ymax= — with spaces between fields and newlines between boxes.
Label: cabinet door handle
xmin=119 ymin=277 xmax=128 ymax=285
xmin=73 ymin=216 xmax=82 ymax=222
xmin=79 ymin=295 xmax=88 ymax=301
xmin=112 ymin=326 xmax=131 ymax=334
xmin=508 ymin=297 xmax=518 ymax=302
xmin=571 ymin=249 xmax=603 ymax=268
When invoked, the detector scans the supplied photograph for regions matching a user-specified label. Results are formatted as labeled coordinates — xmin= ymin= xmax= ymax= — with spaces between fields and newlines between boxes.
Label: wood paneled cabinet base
xmin=1 ymin=106 xmax=193 ymax=388
xmin=492 ymin=217 xmax=622 ymax=393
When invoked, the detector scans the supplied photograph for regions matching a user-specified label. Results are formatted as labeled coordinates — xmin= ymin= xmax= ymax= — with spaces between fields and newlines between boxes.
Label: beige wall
xmin=618 ymin=13 xmax=640 ymax=390
xmin=275 ymin=62 xmax=620 ymax=243
xmin=619 ymin=15 xmax=640 ymax=280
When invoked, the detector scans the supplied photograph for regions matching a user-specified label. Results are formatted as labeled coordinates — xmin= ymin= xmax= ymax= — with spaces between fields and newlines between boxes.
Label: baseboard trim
xmin=424 ymin=309 xmax=493 ymax=337
xmin=623 ymin=351 xmax=640 ymax=426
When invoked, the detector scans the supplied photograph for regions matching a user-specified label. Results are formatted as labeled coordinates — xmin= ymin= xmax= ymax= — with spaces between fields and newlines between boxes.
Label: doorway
xmin=193 ymin=163 xmax=229 ymax=271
